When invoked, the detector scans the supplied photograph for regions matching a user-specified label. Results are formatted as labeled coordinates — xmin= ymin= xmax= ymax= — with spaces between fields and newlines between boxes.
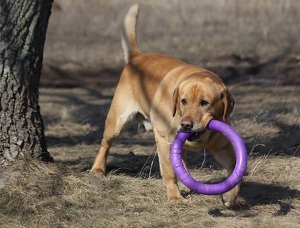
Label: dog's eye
xmin=200 ymin=100 xmax=209 ymax=106
xmin=181 ymin=99 xmax=187 ymax=105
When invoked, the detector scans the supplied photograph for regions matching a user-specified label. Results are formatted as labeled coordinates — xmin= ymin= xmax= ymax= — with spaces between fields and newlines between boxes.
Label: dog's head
xmin=172 ymin=72 xmax=234 ymax=141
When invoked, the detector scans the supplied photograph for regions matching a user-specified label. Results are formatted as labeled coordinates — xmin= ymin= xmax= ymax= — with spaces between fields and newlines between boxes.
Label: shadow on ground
xmin=208 ymin=181 xmax=300 ymax=217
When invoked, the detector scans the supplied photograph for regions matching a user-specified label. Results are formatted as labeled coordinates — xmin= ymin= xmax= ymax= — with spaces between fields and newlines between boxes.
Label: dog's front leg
xmin=154 ymin=130 xmax=183 ymax=203
xmin=211 ymin=142 xmax=240 ymax=208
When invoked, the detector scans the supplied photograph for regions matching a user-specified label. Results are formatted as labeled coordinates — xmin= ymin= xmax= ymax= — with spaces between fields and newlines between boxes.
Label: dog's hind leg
xmin=91 ymin=93 xmax=138 ymax=175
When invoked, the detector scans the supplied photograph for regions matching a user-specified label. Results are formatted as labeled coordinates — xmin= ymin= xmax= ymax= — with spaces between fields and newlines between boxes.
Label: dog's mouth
xmin=177 ymin=129 xmax=206 ymax=142
xmin=187 ymin=130 xmax=206 ymax=142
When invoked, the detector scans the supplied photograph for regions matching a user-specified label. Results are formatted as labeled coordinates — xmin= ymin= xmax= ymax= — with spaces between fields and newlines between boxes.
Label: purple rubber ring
xmin=171 ymin=119 xmax=247 ymax=195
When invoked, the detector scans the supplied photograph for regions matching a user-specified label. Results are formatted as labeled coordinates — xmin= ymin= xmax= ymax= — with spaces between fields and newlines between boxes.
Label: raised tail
xmin=121 ymin=3 xmax=141 ymax=63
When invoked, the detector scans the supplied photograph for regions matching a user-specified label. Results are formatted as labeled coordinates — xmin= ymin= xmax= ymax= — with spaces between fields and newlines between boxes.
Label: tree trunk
xmin=0 ymin=0 xmax=53 ymax=165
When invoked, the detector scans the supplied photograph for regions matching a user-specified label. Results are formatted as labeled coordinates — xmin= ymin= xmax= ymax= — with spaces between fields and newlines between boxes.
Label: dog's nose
xmin=180 ymin=119 xmax=193 ymax=131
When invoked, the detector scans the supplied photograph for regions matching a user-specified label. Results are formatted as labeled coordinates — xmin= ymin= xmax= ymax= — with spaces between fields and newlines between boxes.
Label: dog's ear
xmin=222 ymin=89 xmax=235 ymax=122
xmin=172 ymin=87 xmax=179 ymax=117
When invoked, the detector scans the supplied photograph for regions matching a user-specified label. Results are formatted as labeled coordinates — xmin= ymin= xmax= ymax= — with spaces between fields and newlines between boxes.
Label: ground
xmin=1 ymin=0 xmax=300 ymax=227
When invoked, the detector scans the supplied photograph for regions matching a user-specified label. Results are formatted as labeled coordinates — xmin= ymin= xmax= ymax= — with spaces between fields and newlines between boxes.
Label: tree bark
xmin=0 ymin=0 xmax=53 ymax=165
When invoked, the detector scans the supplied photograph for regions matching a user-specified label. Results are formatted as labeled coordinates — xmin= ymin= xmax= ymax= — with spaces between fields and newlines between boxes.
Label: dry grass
xmin=1 ymin=154 xmax=300 ymax=227
xmin=1 ymin=0 xmax=300 ymax=227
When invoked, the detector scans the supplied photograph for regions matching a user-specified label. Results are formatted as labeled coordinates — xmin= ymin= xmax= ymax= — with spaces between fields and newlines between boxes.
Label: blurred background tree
xmin=0 ymin=0 xmax=53 ymax=165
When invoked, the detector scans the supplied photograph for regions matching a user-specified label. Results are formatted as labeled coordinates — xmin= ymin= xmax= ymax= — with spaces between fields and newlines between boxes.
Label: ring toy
xmin=171 ymin=119 xmax=247 ymax=195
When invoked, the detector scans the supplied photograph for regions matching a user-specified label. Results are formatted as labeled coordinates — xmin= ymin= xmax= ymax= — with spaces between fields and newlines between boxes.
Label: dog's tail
xmin=121 ymin=3 xmax=141 ymax=63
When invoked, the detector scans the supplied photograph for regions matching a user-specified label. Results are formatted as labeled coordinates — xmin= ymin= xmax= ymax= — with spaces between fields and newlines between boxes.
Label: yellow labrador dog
xmin=91 ymin=4 xmax=239 ymax=207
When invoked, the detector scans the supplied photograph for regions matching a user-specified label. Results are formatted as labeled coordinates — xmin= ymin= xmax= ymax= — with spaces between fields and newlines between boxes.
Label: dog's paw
xmin=90 ymin=167 xmax=106 ymax=176
xmin=221 ymin=191 xmax=238 ymax=208
xmin=221 ymin=183 xmax=240 ymax=208
xmin=168 ymin=195 xmax=185 ymax=203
